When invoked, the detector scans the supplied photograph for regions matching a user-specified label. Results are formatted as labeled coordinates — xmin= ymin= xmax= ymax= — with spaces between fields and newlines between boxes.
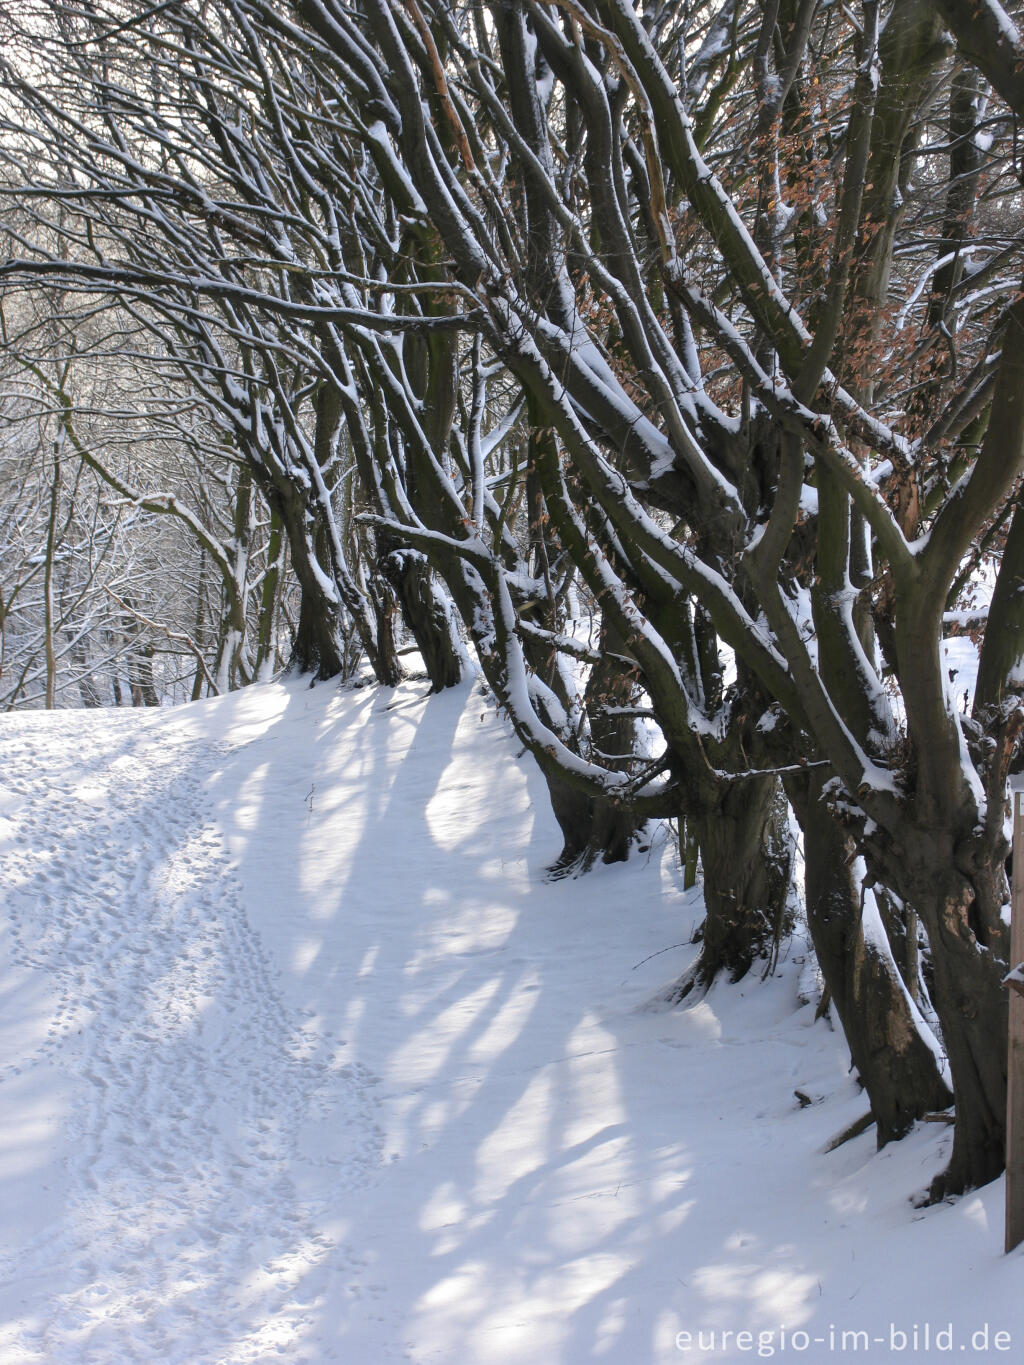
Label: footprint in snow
xmin=0 ymin=718 xmax=386 ymax=1363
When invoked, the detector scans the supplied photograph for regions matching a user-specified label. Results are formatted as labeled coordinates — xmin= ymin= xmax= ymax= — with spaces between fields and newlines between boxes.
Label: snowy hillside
xmin=0 ymin=676 xmax=1020 ymax=1364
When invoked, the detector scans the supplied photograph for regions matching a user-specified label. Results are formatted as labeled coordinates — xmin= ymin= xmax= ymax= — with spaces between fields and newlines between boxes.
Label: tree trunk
xmin=579 ymin=631 xmax=647 ymax=866
xmin=543 ymin=777 xmax=604 ymax=877
xmin=128 ymin=642 xmax=160 ymax=707
xmin=255 ymin=509 xmax=285 ymax=680
xmin=974 ymin=490 xmax=1024 ymax=710
xmin=191 ymin=548 xmax=208 ymax=701
xmin=43 ymin=439 xmax=61 ymax=710
xmin=212 ymin=463 xmax=253 ymax=693
xmin=382 ymin=546 xmax=464 ymax=691
xmin=291 ymin=578 xmax=347 ymax=681
xmin=266 ymin=479 xmax=352 ymax=682
xmin=671 ymin=774 xmax=793 ymax=998
xmin=681 ymin=819 xmax=699 ymax=890
xmin=873 ymin=886 xmax=922 ymax=1005
xmin=74 ymin=644 xmax=103 ymax=709
xmin=543 ymin=786 xmax=642 ymax=878
xmin=905 ymin=855 xmax=1009 ymax=1197
xmin=371 ymin=578 xmax=403 ymax=691
xmin=790 ymin=776 xmax=952 ymax=1145
xmin=520 ymin=626 xmax=645 ymax=876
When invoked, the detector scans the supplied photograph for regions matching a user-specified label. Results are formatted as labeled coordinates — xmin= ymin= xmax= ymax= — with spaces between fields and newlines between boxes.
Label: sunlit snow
xmin=0 ymin=676 xmax=1021 ymax=1363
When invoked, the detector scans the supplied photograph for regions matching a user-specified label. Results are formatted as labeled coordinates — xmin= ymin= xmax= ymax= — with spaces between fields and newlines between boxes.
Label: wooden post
xmin=1006 ymin=776 xmax=1024 ymax=1253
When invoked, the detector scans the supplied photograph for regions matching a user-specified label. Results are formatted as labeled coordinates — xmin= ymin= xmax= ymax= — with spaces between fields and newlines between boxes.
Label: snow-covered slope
xmin=0 ymin=677 xmax=1019 ymax=1363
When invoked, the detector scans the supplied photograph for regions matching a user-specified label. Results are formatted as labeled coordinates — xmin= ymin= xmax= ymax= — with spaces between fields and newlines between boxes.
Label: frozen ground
xmin=0 ymin=675 xmax=1020 ymax=1364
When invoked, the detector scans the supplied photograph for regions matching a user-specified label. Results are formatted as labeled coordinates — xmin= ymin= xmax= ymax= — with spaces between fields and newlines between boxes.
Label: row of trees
xmin=0 ymin=291 xmax=308 ymax=707
xmin=2 ymin=0 xmax=1024 ymax=1200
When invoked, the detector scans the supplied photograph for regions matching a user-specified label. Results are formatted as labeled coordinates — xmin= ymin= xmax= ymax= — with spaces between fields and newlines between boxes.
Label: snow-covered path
xmin=0 ymin=679 xmax=1021 ymax=1363
xmin=0 ymin=710 xmax=383 ymax=1362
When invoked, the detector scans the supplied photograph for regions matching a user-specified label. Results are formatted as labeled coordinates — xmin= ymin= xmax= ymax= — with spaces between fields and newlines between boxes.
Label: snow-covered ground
xmin=0 ymin=675 xmax=1020 ymax=1364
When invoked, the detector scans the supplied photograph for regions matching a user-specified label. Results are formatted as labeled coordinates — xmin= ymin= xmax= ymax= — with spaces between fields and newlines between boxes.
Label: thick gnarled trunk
xmin=792 ymin=777 xmax=952 ymax=1145
xmin=893 ymin=846 xmax=1010 ymax=1197
xmin=670 ymin=774 xmax=793 ymax=999
xmin=382 ymin=547 xmax=464 ymax=692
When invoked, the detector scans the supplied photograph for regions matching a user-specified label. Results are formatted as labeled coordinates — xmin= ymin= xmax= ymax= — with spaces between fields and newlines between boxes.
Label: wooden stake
xmin=1006 ymin=777 xmax=1024 ymax=1254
